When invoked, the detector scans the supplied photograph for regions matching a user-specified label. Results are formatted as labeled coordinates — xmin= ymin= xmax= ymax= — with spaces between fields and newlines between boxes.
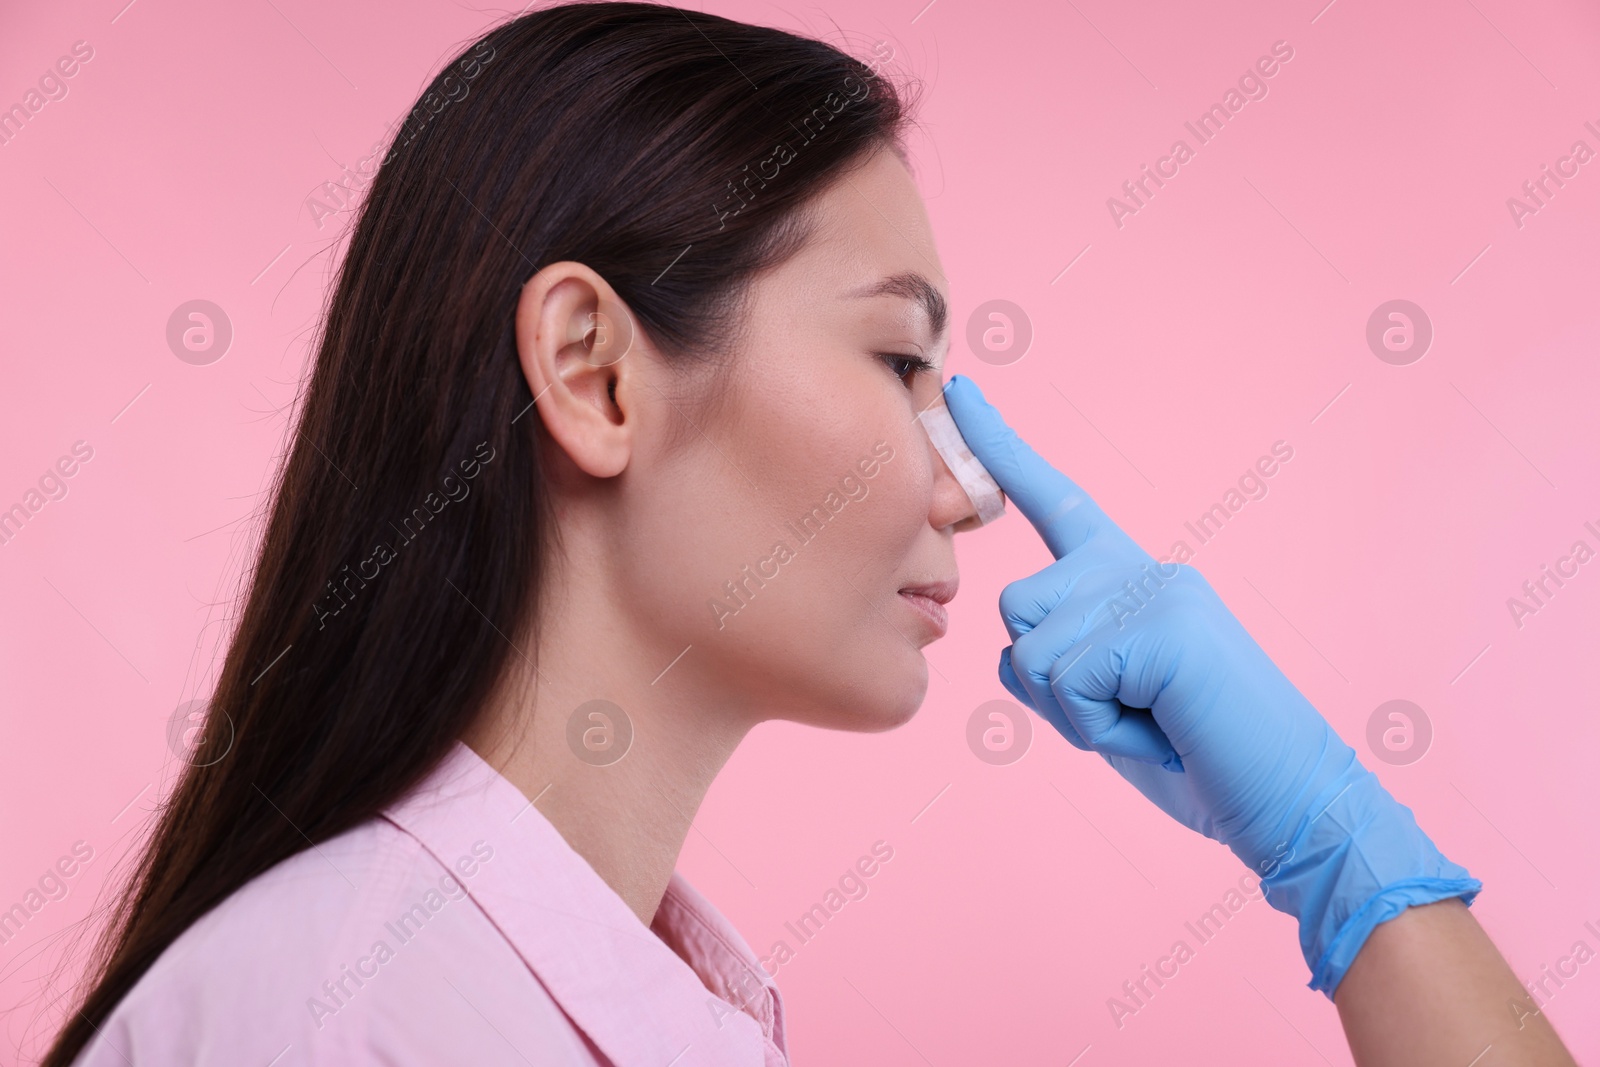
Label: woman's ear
xmin=515 ymin=262 xmax=639 ymax=478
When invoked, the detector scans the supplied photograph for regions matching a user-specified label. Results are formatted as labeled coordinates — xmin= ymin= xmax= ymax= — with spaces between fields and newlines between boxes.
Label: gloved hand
xmin=943 ymin=374 xmax=1481 ymax=998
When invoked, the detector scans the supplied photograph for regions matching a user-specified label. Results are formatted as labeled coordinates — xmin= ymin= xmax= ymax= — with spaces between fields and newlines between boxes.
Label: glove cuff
xmin=1257 ymin=759 xmax=1481 ymax=999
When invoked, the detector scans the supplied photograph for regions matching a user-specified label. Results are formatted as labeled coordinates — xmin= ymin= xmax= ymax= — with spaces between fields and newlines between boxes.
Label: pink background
xmin=3 ymin=0 xmax=1598 ymax=1062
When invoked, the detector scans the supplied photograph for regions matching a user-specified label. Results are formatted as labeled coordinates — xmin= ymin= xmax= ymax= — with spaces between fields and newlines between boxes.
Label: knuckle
xmin=1045 ymin=646 xmax=1081 ymax=689
xmin=997 ymin=580 xmax=1035 ymax=626
xmin=1057 ymin=726 xmax=1092 ymax=751
xmin=1170 ymin=561 xmax=1211 ymax=591
xmin=1009 ymin=630 xmax=1050 ymax=681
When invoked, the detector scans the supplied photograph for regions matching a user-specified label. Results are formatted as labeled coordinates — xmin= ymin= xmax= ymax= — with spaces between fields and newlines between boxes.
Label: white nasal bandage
xmin=918 ymin=393 xmax=1006 ymax=527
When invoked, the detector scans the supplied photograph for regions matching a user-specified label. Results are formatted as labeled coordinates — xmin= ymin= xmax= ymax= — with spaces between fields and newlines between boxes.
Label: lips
xmin=898 ymin=578 xmax=958 ymax=605
xmin=898 ymin=577 xmax=957 ymax=638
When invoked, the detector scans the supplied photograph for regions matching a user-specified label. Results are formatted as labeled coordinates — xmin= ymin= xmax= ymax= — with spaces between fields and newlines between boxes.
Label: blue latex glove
xmin=943 ymin=374 xmax=1481 ymax=998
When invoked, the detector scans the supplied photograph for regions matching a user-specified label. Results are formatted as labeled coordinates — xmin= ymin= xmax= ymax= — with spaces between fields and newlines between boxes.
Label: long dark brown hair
xmin=46 ymin=4 xmax=910 ymax=1062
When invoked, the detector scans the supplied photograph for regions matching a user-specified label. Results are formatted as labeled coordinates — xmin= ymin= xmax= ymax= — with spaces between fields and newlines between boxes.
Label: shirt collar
xmin=382 ymin=741 xmax=786 ymax=1066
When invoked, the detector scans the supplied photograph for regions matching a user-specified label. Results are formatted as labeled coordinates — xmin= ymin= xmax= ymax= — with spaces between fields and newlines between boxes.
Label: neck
xmin=462 ymin=579 xmax=750 ymax=927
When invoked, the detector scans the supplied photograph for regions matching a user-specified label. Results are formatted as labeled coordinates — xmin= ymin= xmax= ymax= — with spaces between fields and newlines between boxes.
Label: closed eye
xmin=879 ymin=352 xmax=937 ymax=385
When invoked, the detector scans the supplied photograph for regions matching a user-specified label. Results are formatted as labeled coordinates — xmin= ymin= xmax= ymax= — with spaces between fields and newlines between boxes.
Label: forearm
xmin=1334 ymin=899 xmax=1577 ymax=1067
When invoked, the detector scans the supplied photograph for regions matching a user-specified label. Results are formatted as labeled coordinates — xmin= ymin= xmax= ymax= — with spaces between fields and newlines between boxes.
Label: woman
xmin=48 ymin=4 xmax=1577 ymax=1064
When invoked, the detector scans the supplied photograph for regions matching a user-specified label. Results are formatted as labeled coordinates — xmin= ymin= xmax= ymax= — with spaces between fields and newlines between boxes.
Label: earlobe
xmin=514 ymin=262 xmax=639 ymax=479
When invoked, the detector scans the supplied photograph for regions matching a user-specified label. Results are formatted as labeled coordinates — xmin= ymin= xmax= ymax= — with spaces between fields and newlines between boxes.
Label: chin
xmin=762 ymin=621 xmax=932 ymax=732
xmin=812 ymin=655 xmax=928 ymax=734
xmin=859 ymin=697 xmax=922 ymax=733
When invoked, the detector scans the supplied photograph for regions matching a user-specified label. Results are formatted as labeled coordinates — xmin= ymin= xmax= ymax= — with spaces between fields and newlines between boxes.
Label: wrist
xmin=1256 ymin=757 xmax=1481 ymax=999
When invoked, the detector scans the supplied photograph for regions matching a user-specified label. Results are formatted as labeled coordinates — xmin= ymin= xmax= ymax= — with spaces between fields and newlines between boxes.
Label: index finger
xmin=942 ymin=374 xmax=1117 ymax=559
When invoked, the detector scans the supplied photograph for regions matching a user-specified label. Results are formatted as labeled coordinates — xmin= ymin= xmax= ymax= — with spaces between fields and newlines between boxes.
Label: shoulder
xmin=76 ymin=817 xmax=586 ymax=1066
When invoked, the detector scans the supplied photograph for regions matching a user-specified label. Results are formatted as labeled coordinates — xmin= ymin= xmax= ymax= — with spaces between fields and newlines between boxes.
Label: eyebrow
xmin=845 ymin=271 xmax=949 ymax=344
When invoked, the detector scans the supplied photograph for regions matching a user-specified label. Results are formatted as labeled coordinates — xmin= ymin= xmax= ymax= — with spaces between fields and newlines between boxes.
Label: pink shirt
xmin=78 ymin=742 xmax=789 ymax=1066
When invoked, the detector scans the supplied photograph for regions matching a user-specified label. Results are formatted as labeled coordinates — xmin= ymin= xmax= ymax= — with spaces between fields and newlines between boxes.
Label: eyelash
xmin=879 ymin=352 xmax=936 ymax=385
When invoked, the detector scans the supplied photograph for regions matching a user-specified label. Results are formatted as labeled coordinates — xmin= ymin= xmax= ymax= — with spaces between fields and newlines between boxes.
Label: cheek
xmin=723 ymin=411 xmax=932 ymax=716
xmin=763 ymin=380 xmax=932 ymax=554
xmin=613 ymin=382 xmax=937 ymax=724
xmin=751 ymin=402 xmax=933 ymax=667
xmin=835 ymin=417 xmax=934 ymax=565
xmin=609 ymin=395 xmax=907 ymax=624
xmin=738 ymin=375 xmax=932 ymax=559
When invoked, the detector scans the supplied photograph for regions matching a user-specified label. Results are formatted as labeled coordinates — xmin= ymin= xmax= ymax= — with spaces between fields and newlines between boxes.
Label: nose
xmin=920 ymin=393 xmax=984 ymax=533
